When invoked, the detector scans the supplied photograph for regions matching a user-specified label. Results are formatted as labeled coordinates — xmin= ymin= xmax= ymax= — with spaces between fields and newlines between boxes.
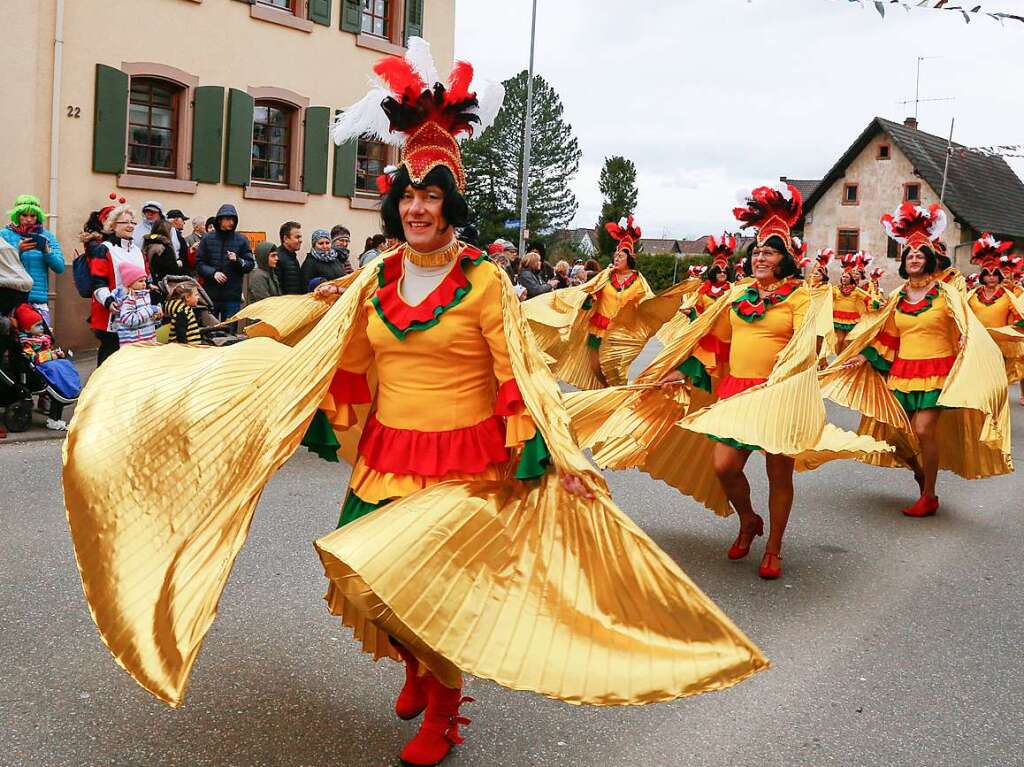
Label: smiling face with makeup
xmin=750 ymin=244 xmax=784 ymax=283
xmin=399 ymin=184 xmax=451 ymax=252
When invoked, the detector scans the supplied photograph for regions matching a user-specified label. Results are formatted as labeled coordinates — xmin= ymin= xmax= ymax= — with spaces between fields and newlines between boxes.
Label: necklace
xmin=406 ymin=238 xmax=461 ymax=268
xmin=755 ymin=279 xmax=783 ymax=295
xmin=907 ymin=275 xmax=933 ymax=290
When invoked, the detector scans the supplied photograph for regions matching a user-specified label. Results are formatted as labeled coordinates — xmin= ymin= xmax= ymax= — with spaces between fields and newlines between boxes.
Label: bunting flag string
xmin=750 ymin=1 xmax=1024 ymax=25
xmin=954 ymin=144 xmax=1024 ymax=159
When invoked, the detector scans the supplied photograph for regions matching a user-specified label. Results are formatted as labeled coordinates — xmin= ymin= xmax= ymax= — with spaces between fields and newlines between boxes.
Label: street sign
xmin=504 ymin=219 xmax=521 ymax=229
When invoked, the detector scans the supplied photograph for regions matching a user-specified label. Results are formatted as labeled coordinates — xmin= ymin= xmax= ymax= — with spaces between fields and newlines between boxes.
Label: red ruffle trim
xmin=357 ymin=414 xmax=510 ymax=477
xmin=889 ymin=355 xmax=956 ymax=378
xmin=329 ymin=369 xmax=371 ymax=404
xmin=833 ymin=309 xmax=861 ymax=322
xmin=589 ymin=313 xmax=610 ymax=330
xmin=375 ymin=252 xmax=469 ymax=332
xmin=874 ymin=331 xmax=900 ymax=352
xmin=494 ymin=378 xmax=524 ymax=416
xmin=717 ymin=375 xmax=767 ymax=400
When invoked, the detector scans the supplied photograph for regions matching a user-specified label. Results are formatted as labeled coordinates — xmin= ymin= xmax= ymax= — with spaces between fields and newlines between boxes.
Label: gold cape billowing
xmin=965 ymin=285 xmax=1024 ymax=384
xmin=819 ymin=281 xmax=1013 ymax=478
xmin=523 ymin=268 xmax=697 ymax=389
xmin=62 ymin=258 xmax=768 ymax=708
xmin=565 ymin=284 xmax=893 ymax=516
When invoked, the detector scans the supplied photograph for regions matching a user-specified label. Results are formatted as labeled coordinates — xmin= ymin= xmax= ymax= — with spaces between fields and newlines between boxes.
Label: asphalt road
xmin=3 ymin=355 xmax=1023 ymax=767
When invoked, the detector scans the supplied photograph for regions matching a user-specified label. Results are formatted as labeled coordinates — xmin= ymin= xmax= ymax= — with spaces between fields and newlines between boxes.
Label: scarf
xmin=9 ymin=222 xmax=42 ymax=236
xmin=308 ymin=247 xmax=338 ymax=264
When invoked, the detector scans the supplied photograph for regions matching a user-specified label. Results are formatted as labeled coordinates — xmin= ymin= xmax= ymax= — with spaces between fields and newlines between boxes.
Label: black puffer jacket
xmin=275 ymin=246 xmax=303 ymax=295
xmin=195 ymin=204 xmax=255 ymax=303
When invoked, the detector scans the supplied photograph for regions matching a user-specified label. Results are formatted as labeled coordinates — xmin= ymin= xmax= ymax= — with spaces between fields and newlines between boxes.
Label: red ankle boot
xmin=393 ymin=643 xmax=428 ymax=720
xmin=399 ymin=674 xmax=473 ymax=767
xmin=727 ymin=514 xmax=764 ymax=560
xmin=901 ymin=493 xmax=939 ymax=517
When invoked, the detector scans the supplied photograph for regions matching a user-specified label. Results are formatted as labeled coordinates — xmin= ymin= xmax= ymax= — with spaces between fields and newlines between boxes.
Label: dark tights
xmin=94 ymin=330 xmax=120 ymax=367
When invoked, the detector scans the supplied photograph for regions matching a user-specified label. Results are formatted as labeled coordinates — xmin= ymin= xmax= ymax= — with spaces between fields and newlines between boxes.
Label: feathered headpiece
xmin=1009 ymin=255 xmax=1024 ymax=280
xmin=840 ymin=251 xmax=872 ymax=274
xmin=881 ymin=202 xmax=947 ymax=253
xmin=868 ymin=266 xmax=885 ymax=283
xmin=816 ymin=248 xmax=835 ymax=269
xmin=605 ymin=216 xmax=642 ymax=256
xmin=333 ymin=37 xmax=504 ymax=192
xmin=705 ymin=233 xmax=737 ymax=270
xmin=965 ymin=272 xmax=980 ymax=290
xmin=970 ymin=232 xmax=1013 ymax=274
xmin=733 ymin=182 xmax=804 ymax=255
xmin=688 ymin=264 xmax=708 ymax=279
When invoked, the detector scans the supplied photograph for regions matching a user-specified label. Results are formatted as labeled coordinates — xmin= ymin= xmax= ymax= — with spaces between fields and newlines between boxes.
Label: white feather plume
xmin=332 ymin=84 xmax=402 ymax=146
xmin=471 ymin=78 xmax=505 ymax=137
xmin=405 ymin=37 xmax=440 ymax=90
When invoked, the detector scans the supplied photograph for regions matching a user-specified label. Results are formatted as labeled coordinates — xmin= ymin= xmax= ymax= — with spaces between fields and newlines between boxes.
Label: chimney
xmin=904 ymin=116 xmax=919 ymax=130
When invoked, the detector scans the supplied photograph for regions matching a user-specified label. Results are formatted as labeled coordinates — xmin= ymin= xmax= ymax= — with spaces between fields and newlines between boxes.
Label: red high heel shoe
xmin=399 ymin=674 xmax=473 ymax=767
xmin=393 ymin=642 xmax=428 ymax=720
xmin=758 ymin=552 xmax=782 ymax=580
xmin=901 ymin=493 xmax=939 ymax=517
xmin=727 ymin=515 xmax=764 ymax=560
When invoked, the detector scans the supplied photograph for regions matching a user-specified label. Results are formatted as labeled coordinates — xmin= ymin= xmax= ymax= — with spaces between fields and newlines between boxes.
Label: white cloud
xmin=455 ymin=0 xmax=1024 ymax=238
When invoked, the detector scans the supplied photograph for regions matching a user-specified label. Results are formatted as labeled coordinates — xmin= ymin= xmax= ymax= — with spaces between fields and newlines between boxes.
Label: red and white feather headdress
xmin=333 ymin=37 xmax=504 ymax=192
xmin=868 ymin=266 xmax=885 ymax=283
xmin=705 ymin=233 xmax=737 ymax=270
xmin=881 ymin=203 xmax=947 ymax=253
xmin=689 ymin=264 xmax=708 ymax=279
xmin=840 ymin=251 xmax=873 ymax=274
xmin=970 ymin=232 xmax=1013 ymax=274
xmin=733 ymin=182 xmax=805 ymax=255
xmin=605 ymin=216 xmax=642 ymax=256
xmin=816 ymin=248 xmax=835 ymax=270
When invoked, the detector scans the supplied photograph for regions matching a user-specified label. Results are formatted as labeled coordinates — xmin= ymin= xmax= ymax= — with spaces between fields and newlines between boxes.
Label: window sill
xmin=251 ymin=4 xmax=314 ymax=33
xmin=356 ymin=33 xmax=406 ymax=55
xmin=349 ymin=195 xmax=381 ymax=210
xmin=840 ymin=201 xmax=860 ymax=207
xmin=244 ymin=185 xmax=308 ymax=204
xmin=118 ymin=173 xmax=198 ymax=194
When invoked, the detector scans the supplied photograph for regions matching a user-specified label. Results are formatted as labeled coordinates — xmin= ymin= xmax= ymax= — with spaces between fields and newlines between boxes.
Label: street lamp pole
xmin=517 ymin=0 xmax=538 ymax=257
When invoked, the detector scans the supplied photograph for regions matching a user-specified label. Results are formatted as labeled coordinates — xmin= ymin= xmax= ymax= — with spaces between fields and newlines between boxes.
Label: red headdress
xmin=840 ymin=251 xmax=872 ymax=274
xmin=881 ymin=202 xmax=947 ymax=253
xmin=816 ymin=248 xmax=835 ymax=270
xmin=605 ymin=216 xmax=642 ymax=256
xmin=868 ymin=266 xmax=885 ymax=283
xmin=333 ymin=38 xmax=504 ymax=193
xmin=704 ymin=233 xmax=736 ymax=271
xmin=1009 ymin=255 xmax=1024 ymax=280
xmin=965 ymin=272 xmax=980 ymax=290
xmin=733 ymin=182 xmax=805 ymax=256
xmin=970 ymin=232 xmax=1013 ymax=275
xmin=688 ymin=264 xmax=708 ymax=279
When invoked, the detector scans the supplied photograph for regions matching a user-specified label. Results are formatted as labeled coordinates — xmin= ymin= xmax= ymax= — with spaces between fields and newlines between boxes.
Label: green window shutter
xmin=404 ymin=0 xmax=424 ymax=43
xmin=190 ymin=86 xmax=225 ymax=184
xmin=93 ymin=64 xmax=128 ymax=174
xmin=308 ymin=0 xmax=331 ymax=25
xmin=302 ymin=106 xmax=330 ymax=194
xmin=340 ymin=0 xmax=362 ymax=32
xmin=224 ymin=88 xmax=254 ymax=187
xmin=332 ymin=110 xmax=357 ymax=197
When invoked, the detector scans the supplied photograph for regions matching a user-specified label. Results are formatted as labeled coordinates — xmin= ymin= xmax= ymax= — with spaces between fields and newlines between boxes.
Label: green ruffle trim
xmin=582 ymin=295 xmax=594 ymax=310
xmin=677 ymin=355 xmax=712 ymax=393
xmin=515 ymin=430 xmax=551 ymax=481
xmin=861 ymin=346 xmax=892 ymax=374
xmin=372 ymin=284 xmax=472 ymax=342
xmin=893 ymin=388 xmax=946 ymax=414
xmin=833 ymin=321 xmax=856 ymax=332
xmin=684 ymin=307 xmax=698 ymax=322
xmin=896 ymin=285 xmax=939 ymax=317
xmin=1015 ymin=319 xmax=1024 ymax=328
xmin=338 ymin=491 xmax=392 ymax=528
xmin=586 ymin=333 xmax=602 ymax=349
xmin=707 ymin=434 xmax=762 ymax=452
xmin=301 ymin=409 xmax=341 ymax=463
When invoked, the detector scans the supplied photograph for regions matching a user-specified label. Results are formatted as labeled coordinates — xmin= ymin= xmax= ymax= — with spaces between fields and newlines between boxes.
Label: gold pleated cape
xmin=966 ymin=286 xmax=1024 ymax=384
xmin=62 ymin=258 xmax=767 ymax=709
xmin=566 ymin=284 xmax=893 ymax=516
xmin=819 ymin=282 xmax=1013 ymax=478
xmin=523 ymin=268 xmax=697 ymax=389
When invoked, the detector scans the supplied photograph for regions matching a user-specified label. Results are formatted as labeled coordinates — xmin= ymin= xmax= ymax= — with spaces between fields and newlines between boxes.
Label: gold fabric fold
xmin=63 ymin=251 xmax=767 ymax=709
xmin=820 ymin=282 xmax=1013 ymax=478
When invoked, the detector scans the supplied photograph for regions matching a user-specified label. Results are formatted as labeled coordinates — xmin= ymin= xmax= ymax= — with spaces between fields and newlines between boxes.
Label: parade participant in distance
xmin=524 ymin=216 xmax=691 ymax=388
xmin=821 ymin=204 xmax=1012 ymax=517
xmin=568 ymin=183 xmax=892 ymax=580
xmin=832 ymin=252 xmax=876 ymax=352
xmin=866 ymin=265 xmax=887 ymax=305
xmin=63 ymin=38 xmax=767 ymax=767
xmin=965 ymin=233 xmax=1024 ymax=404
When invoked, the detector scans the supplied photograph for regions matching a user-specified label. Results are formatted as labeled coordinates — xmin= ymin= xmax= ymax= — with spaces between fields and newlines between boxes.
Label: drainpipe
xmin=48 ymin=0 xmax=65 ymax=237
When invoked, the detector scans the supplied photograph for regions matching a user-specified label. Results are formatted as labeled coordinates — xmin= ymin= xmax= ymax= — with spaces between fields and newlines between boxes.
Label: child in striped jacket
xmin=164 ymin=281 xmax=203 ymax=344
xmin=115 ymin=262 xmax=162 ymax=346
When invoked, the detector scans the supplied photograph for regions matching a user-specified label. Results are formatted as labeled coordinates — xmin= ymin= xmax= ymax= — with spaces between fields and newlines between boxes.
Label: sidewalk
xmin=1 ymin=351 xmax=97 ymax=445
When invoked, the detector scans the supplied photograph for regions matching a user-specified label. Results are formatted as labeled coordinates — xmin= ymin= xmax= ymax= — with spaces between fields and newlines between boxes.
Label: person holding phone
xmin=1 ymin=194 xmax=63 ymax=326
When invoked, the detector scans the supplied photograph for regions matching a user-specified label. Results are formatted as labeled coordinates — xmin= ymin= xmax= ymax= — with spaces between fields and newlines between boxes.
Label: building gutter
xmin=48 ymin=0 xmax=65 ymax=238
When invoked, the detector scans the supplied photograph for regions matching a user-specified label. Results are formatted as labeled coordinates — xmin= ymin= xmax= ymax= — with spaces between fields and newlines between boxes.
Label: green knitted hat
xmin=8 ymin=194 xmax=47 ymax=226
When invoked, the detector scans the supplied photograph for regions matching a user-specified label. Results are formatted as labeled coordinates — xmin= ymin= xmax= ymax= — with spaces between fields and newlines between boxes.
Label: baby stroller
xmin=157 ymin=275 xmax=246 ymax=347
xmin=0 ymin=310 xmax=81 ymax=433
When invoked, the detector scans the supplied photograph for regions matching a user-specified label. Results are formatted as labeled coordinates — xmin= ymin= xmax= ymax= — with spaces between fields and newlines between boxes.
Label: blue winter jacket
xmin=0 ymin=225 xmax=63 ymax=304
xmin=195 ymin=204 xmax=255 ymax=303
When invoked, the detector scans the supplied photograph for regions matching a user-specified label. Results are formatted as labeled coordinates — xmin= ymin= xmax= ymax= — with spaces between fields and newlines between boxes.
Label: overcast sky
xmin=454 ymin=0 xmax=1024 ymax=239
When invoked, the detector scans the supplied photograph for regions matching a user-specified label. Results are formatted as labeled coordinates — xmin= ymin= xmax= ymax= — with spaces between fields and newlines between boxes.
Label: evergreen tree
xmin=462 ymin=70 xmax=581 ymax=246
xmin=595 ymin=156 xmax=639 ymax=258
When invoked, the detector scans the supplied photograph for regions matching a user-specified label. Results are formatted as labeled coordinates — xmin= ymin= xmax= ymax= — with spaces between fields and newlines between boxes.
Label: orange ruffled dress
xmin=832 ymin=284 xmax=874 ymax=332
xmin=967 ymin=285 xmax=1024 ymax=383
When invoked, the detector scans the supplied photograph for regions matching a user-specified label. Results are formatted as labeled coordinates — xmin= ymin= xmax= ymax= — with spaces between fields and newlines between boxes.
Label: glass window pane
xmin=149 ymin=127 xmax=173 ymax=148
xmin=151 ymin=89 xmax=173 ymax=108
xmin=375 ymin=0 xmax=385 ymax=14
xmin=373 ymin=17 xmax=383 ymax=35
xmin=129 ymin=104 xmax=149 ymax=124
xmin=269 ymin=144 xmax=287 ymax=164
xmin=128 ymin=146 xmax=149 ymax=167
xmin=151 ymin=107 xmax=174 ymax=130
xmin=129 ymin=126 xmax=151 ymax=145
xmin=254 ymin=106 xmax=269 ymax=124
xmin=152 ymin=149 xmax=173 ymax=169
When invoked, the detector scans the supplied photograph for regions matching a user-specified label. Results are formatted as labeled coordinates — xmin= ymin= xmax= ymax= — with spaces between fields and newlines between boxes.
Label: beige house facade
xmin=2 ymin=0 xmax=455 ymax=349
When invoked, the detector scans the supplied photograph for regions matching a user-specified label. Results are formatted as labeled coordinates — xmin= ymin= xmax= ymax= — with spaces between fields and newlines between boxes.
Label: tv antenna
xmin=898 ymin=56 xmax=954 ymax=118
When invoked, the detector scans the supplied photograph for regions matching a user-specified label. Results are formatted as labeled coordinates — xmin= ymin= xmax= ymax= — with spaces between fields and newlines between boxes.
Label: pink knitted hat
xmin=118 ymin=261 xmax=147 ymax=287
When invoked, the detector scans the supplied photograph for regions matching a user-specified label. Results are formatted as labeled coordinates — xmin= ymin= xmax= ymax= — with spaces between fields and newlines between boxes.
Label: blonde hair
xmin=554 ymin=260 xmax=569 ymax=275
xmin=522 ymin=252 xmax=541 ymax=270
xmin=102 ymin=204 xmax=135 ymax=235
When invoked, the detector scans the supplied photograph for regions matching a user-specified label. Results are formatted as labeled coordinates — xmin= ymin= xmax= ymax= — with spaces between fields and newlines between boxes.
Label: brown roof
xmin=780 ymin=177 xmax=821 ymax=201
xmin=803 ymin=117 xmax=1024 ymax=238
xmin=678 ymin=235 xmax=755 ymax=255
xmin=638 ymin=238 xmax=681 ymax=254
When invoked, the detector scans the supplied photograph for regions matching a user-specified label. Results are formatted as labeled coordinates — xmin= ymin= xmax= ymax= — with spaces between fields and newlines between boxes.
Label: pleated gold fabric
xmin=971 ymin=288 xmax=1024 ymax=384
xmin=819 ymin=282 xmax=1013 ymax=478
xmin=568 ymin=285 xmax=894 ymax=515
xmin=63 ymin=252 xmax=768 ymax=708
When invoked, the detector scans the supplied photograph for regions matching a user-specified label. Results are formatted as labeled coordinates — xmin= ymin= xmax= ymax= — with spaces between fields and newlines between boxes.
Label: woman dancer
xmin=567 ymin=183 xmax=892 ymax=580
xmin=832 ymin=252 xmax=876 ymax=352
xmin=63 ymin=40 xmax=766 ymax=767
xmin=821 ymin=204 xmax=1012 ymax=516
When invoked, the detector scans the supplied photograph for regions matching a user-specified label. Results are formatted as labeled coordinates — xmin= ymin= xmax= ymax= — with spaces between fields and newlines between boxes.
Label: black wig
xmin=380 ymin=164 xmax=471 ymax=240
xmin=707 ymin=264 xmax=737 ymax=283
